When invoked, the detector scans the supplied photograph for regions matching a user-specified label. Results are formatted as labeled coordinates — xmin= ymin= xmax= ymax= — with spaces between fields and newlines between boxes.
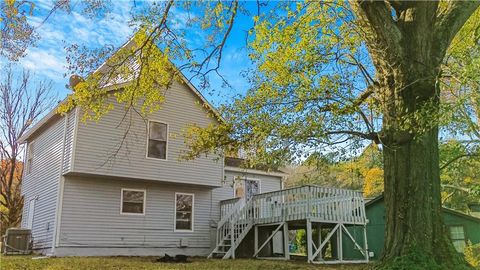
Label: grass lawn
xmin=0 ymin=255 xmax=368 ymax=270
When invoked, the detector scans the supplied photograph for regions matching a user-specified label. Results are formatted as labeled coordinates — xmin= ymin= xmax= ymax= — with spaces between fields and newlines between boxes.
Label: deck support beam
xmin=231 ymin=222 xmax=235 ymax=259
xmin=363 ymin=224 xmax=369 ymax=262
xmin=316 ymin=223 xmax=322 ymax=260
xmin=254 ymin=225 xmax=258 ymax=257
xmin=338 ymin=223 xmax=343 ymax=262
xmin=283 ymin=222 xmax=290 ymax=260
xmin=306 ymin=219 xmax=313 ymax=263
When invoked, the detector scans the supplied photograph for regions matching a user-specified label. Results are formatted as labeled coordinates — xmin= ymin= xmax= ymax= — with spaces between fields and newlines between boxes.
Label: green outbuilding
xmin=343 ymin=195 xmax=480 ymax=260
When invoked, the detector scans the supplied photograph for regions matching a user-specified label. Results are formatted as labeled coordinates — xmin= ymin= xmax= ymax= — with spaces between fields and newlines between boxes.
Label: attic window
xmin=147 ymin=121 xmax=168 ymax=160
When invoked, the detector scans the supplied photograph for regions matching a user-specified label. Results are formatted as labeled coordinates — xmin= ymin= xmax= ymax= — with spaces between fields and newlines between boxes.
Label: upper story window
xmin=27 ymin=142 xmax=34 ymax=174
xmin=121 ymin=188 xmax=146 ymax=215
xmin=147 ymin=121 xmax=168 ymax=160
xmin=449 ymin=225 xmax=466 ymax=253
xmin=175 ymin=193 xmax=194 ymax=232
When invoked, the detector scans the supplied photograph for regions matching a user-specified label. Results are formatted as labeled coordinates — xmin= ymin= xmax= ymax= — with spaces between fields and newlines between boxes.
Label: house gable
xmin=69 ymin=79 xmax=223 ymax=187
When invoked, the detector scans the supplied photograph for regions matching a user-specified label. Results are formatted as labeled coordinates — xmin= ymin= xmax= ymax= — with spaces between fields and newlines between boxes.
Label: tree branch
xmin=350 ymin=0 xmax=403 ymax=61
xmin=325 ymin=130 xmax=379 ymax=142
xmin=434 ymin=1 xmax=480 ymax=61
xmin=440 ymin=153 xmax=480 ymax=171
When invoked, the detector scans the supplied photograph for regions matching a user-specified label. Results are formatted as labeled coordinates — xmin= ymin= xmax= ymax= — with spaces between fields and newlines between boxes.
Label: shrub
xmin=465 ymin=242 xmax=480 ymax=269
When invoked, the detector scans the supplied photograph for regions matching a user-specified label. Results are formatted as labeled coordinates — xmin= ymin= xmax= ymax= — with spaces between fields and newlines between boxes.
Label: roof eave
xmin=224 ymin=166 xmax=288 ymax=177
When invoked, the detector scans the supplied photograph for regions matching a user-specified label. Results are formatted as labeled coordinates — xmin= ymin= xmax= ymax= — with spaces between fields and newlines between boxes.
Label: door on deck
xmin=234 ymin=178 xmax=261 ymax=200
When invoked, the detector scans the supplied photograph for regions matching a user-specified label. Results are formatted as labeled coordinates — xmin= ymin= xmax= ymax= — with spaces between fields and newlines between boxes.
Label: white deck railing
xmin=220 ymin=197 xmax=244 ymax=220
xmin=219 ymin=185 xmax=367 ymax=226
xmin=248 ymin=185 xmax=367 ymax=224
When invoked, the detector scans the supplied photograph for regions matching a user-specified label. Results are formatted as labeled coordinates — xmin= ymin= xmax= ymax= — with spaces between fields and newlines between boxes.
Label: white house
xmin=18 ymin=39 xmax=286 ymax=257
xmin=19 ymin=37 xmax=367 ymax=263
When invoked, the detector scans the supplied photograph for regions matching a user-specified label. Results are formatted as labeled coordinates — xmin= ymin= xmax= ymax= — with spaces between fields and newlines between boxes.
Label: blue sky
xmin=2 ymin=0 xmax=257 ymax=107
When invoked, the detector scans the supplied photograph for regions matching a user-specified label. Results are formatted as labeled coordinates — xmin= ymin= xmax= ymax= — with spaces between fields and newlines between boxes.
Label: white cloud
xmin=3 ymin=1 xmax=138 ymax=98
xmin=20 ymin=48 xmax=66 ymax=81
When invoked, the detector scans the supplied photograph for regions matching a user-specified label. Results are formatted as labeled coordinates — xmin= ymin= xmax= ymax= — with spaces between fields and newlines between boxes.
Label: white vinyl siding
xmin=71 ymin=81 xmax=223 ymax=187
xmin=58 ymin=176 xmax=214 ymax=249
xmin=21 ymin=116 xmax=65 ymax=252
xmin=56 ymin=171 xmax=282 ymax=254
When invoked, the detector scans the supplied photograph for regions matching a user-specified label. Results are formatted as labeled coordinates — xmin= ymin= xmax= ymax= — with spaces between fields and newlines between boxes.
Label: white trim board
xmin=225 ymin=166 xmax=287 ymax=177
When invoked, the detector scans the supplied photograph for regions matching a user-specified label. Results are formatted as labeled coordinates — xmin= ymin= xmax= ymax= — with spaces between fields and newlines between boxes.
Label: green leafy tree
xmin=440 ymin=141 xmax=480 ymax=211
xmin=183 ymin=2 xmax=480 ymax=269
xmin=286 ymin=143 xmax=383 ymax=194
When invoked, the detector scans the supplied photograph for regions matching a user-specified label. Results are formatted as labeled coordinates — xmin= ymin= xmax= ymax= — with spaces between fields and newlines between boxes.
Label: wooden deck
xmin=211 ymin=185 xmax=369 ymax=264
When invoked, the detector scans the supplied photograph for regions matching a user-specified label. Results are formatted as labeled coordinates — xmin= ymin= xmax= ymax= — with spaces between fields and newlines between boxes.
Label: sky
xmin=2 ymin=0 xmax=257 ymax=107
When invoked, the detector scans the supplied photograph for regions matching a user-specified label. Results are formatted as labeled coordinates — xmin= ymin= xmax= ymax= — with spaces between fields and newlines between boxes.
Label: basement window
xmin=147 ymin=121 xmax=168 ymax=160
xmin=449 ymin=225 xmax=466 ymax=253
xmin=121 ymin=189 xmax=146 ymax=215
xmin=175 ymin=193 xmax=194 ymax=232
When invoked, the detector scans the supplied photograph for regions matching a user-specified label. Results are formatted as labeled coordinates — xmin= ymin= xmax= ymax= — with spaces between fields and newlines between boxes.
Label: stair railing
xmin=216 ymin=197 xmax=245 ymax=246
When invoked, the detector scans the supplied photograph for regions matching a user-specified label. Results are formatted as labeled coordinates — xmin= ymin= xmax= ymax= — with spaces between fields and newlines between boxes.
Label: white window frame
xmin=26 ymin=141 xmax=34 ymax=174
xmin=233 ymin=177 xmax=261 ymax=198
xmin=174 ymin=192 xmax=194 ymax=232
xmin=120 ymin=188 xmax=146 ymax=216
xmin=146 ymin=120 xmax=169 ymax=161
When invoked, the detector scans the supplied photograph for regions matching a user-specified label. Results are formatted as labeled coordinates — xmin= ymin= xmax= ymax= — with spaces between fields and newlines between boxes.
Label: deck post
xmin=337 ymin=223 xmax=343 ymax=262
xmin=363 ymin=224 xmax=369 ymax=262
xmin=231 ymin=222 xmax=235 ymax=259
xmin=254 ymin=225 xmax=258 ymax=258
xmin=316 ymin=223 xmax=322 ymax=261
xmin=283 ymin=222 xmax=290 ymax=260
xmin=306 ymin=219 xmax=313 ymax=263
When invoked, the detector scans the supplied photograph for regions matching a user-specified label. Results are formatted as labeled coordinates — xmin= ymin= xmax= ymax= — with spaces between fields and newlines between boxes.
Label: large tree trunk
xmin=349 ymin=1 xmax=480 ymax=268
xmin=378 ymin=66 xmax=467 ymax=268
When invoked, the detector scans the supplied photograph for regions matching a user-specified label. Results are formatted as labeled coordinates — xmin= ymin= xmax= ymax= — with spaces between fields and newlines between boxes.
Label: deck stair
xmin=208 ymin=198 xmax=254 ymax=259
xmin=209 ymin=185 xmax=368 ymax=262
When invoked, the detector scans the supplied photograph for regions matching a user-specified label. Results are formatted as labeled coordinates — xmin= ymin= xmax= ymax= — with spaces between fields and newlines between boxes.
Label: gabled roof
xmin=19 ymin=35 xmax=225 ymax=143
xmin=365 ymin=194 xmax=480 ymax=223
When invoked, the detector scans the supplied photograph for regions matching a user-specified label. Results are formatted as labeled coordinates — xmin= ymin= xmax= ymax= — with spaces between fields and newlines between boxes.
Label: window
xmin=449 ymin=225 xmax=466 ymax=253
xmin=121 ymin=189 xmax=146 ymax=215
xmin=147 ymin=121 xmax=167 ymax=159
xmin=175 ymin=193 xmax=194 ymax=231
xmin=27 ymin=143 xmax=34 ymax=174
